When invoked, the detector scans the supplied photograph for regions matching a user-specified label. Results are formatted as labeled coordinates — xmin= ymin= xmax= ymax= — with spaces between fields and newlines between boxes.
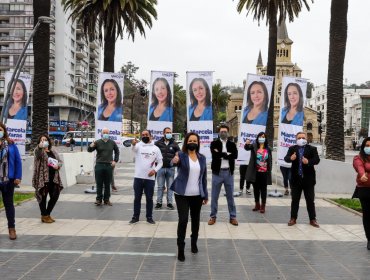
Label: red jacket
xmin=353 ymin=155 xmax=370 ymax=187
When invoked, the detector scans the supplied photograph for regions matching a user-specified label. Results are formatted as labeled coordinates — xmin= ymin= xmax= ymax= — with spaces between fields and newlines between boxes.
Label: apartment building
xmin=0 ymin=0 xmax=101 ymax=140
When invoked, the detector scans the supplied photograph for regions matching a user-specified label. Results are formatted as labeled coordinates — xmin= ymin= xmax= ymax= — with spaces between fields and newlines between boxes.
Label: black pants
xmin=358 ymin=188 xmax=370 ymax=240
xmin=0 ymin=180 xmax=15 ymax=228
xmin=280 ymin=166 xmax=291 ymax=188
xmin=175 ymin=194 xmax=203 ymax=246
xmin=253 ymin=172 xmax=267 ymax=204
xmin=239 ymin=165 xmax=250 ymax=190
xmin=39 ymin=182 xmax=60 ymax=216
xmin=291 ymin=177 xmax=316 ymax=220
xmin=95 ymin=163 xmax=113 ymax=201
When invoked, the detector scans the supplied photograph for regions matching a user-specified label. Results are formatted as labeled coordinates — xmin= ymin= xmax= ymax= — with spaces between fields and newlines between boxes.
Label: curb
xmin=323 ymin=198 xmax=362 ymax=217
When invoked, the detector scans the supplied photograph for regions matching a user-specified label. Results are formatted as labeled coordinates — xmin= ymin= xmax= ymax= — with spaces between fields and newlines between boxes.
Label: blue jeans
xmin=133 ymin=178 xmax=155 ymax=219
xmin=210 ymin=170 xmax=236 ymax=219
xmin=0 ymin=180 xmax=15 ymax=228
xmin=156 ymin=167 xmax=175 ymax=204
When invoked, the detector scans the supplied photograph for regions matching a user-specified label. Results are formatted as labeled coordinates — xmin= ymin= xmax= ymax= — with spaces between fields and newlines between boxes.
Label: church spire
xmin=256 ymin=50 xmax=263 ymax=67
xmin=277 ymin=21 xmax=293 ymax=44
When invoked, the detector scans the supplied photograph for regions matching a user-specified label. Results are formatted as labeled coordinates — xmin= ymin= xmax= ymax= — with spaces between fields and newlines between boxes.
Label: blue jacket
xmin=1 ymin=143 xmax=22 ymax=180
xmin=97 ymin=104 xmax=123 ymax=122
xmin=149 ymin=105 xmax=173 ymax=122
xmin=188 ymin=105 xmax=213 ymax=121
xmin=242 ymin=107 xmax=268 ymax=125
xmin=6 ymin=106 xmax=27 ymax=120
xmin=281 ymin=107 xmax=304 ymax=126
xmin=170 ymin=151 xmax=208 ymax=199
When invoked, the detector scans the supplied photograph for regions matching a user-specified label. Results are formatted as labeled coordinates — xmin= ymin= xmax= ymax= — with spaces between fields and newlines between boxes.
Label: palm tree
xmin=237 ymin=0 xmax=312 ymax=144
xmin=62 ymin=0 xmax=158 ymax=72
xmin=325 ymin=0 xmax=348 ymax=161
xmin=173 ymin=84 xmax=186 ymax=134
xmin=32 ymin=0 xmax=51 ymax=147
xmin=212 ymin=83 xmax=229 ymax=129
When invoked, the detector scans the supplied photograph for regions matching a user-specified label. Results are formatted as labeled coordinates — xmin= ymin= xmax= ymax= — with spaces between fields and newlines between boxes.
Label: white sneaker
xmin=246 ymin=189 xmax=251 ymax=195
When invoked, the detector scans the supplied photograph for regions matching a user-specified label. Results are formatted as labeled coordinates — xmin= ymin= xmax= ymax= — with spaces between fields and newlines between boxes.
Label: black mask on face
xmin=187 ymin=143 xmax=198 ymax=151
xmin=141 ymin=136 xmax=150 ymax=144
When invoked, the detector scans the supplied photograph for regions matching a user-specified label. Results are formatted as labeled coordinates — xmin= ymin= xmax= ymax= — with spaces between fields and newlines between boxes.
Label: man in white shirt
xmin=130 ymin=130 xmax=163 ymax=224
xmin=208 ymin=125 xmax=238 ymax=226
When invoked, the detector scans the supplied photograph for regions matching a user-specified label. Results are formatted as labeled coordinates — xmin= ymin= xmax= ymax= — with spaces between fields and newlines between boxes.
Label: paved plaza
xmin=1 ymin=162 xmax=370 ymax=280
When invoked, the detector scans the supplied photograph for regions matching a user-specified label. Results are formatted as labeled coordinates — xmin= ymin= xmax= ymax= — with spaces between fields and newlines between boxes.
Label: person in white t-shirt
xmin=129 ymin=130 xmax=163 ymax=225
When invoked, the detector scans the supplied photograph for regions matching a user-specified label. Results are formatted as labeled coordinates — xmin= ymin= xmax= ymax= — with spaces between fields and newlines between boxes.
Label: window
xmin=321 ymin=105 xmax=324 ymax=110
xmin=317 ymin=106 xmax=320 ymax=111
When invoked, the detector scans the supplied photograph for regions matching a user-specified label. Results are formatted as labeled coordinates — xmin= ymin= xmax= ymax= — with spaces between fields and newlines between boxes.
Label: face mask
xmin=297 ymin=138 xmax=307 ymax=146
xmin=165 ymin=133 xmax=172 ymax=140
xmin=187 ymin=143 xmax=198 ymax=151
xmin=102 ymin=134 xmax=109 ymax=140
xmin=142 ymin=136 xmax=150 ymax=144
xmin=219 ymin=132 xmax=228 ymax=140
xmin=42 ymin=141 xmax=49 ymax=148
xmin=364 ymin=147 xmax=370 ymax=155
xmin=0 ymin=131 xmax=3 ymax=139
xmin=258 ymin=137 xmax=266 ymax=144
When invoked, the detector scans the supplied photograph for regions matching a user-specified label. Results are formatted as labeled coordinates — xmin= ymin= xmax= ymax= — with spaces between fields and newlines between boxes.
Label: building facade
xmin=226 ymin=22 xmax=319 ymax=142
xmin=0 ymin=0 xmax=100 ymax=139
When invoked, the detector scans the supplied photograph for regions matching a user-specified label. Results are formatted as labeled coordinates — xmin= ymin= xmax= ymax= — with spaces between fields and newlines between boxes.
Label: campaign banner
xmin=277 ymin=76 xmax=308 ymax=167
xmin=147 ymin=71 xmax=175 ymax=141
xmin=237 ymin=74 xmax=274 ymax=165
xmin=95 ymin=72 xmax=124 ymax=146
xmin=186 ymin=71 xmax=213 ymax=159
xmin=4 ymin=72 xmax=32 ymax=155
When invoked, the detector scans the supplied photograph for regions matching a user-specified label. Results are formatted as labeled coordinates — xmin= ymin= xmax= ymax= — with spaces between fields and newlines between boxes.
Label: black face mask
xmin=187 ymin=143 xmax=198 ymax=151
xmin=141 ymin=136 xmax=150 ymax=144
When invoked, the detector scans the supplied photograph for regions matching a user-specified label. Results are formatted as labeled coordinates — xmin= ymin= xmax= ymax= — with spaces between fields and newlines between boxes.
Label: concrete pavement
xmin=1 ymin=162 xmax=369 ymax=280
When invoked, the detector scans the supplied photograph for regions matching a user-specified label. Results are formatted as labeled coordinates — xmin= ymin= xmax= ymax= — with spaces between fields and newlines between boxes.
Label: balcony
xmin=89 ymin=59 xmax=98 ymax=68
xmin=0 ymin=10 xmax=33 ymax=16
xmin=76 ymin=23 xmax=83 ymax=34
xmin=89 ymin=49 xmax=99 ymax=59
xmin=89 ymin=40 xmax=99 ymax=49
xmin=75 ymin=82 xmax=87 ymax=91
xmin=0 ymin=35 xmax=26 ymax=42
xmin=76 ymin=47 xmax=87 ymax=59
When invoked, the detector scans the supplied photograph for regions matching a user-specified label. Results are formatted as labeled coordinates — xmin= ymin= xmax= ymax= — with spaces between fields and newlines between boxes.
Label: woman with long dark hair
xmin=32 ymin=134 xmax=63 ymax=223
xmin=242 ymin=81 xmax=269 ymax=125
xmin=244 ymin=132 xmax=272 ymax=213
xmin=6 ymin=79 xmax=28 ymax=120
xmin=353 ymin=136 xmax=370 ymax=250
xmin=97 ymin=79 xmax=123 ymax=122
xmin=170 ymin=132 xmax=208 ymax=262
xmin=149 ymin=77 xmax=173 ymax=121
xmin=281 ymin=83 xmax=304 ymax=126
xmin=0 ymin=122 xmax=22 ymax=240
xmin=188 ymin=78 xmax=212 ymax=121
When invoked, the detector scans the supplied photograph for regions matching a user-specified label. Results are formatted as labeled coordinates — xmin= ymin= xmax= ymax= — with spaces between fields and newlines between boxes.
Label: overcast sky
xmin=115 ymin=0 xmax=370 ymax=89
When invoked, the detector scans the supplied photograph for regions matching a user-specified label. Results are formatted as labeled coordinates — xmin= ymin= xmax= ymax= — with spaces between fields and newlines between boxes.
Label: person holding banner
xmin=208 ymin=125 xmax=238 ymax=226
xmin=0 ymin=122 xmax=22 ymax=240
xmin=188 ymin=78 xmax=212 ymax=121
xmin=284 ymin=132 xmax=320 ymax=227
xmin=6 ymin=79 xmax=28 ymax=120
xmin=242 ymin=81 xmax=269 ymax=125
xmin=33 ymin=134 xmax=63 ymax=224
xmin=149 ymin=78 xmax=173 ymax=122
xmin=244 ymin=132 xmax=272 ymax=213
xmin=281 ymin=83 xmax=304 ymax=126
xmin=97 ymin=79 xmax=123 ymax=122
xmin=170 ymin=132 xmax=208 ymax=262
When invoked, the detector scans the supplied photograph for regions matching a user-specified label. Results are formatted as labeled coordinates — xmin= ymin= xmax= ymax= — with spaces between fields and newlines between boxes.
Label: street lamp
xmin=130 ymin=85 xmax=148 ymax=134
xmin=0 ymin=16 xmax=54 ymax=123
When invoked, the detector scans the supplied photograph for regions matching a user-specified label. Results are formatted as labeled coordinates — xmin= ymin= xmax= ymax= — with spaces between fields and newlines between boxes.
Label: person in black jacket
xmin=244 ymin=132 xmax=272 ymax=213
xmin=284 ymin=131 xmax=320 ymax=228
xmin=154 ymin=127 xmax=180 ymax=210
xmin=208 ymin=125 xmax=239 ymax=226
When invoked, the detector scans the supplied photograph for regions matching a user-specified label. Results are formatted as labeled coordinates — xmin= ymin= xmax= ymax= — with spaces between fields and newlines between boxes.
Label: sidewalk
xmin=1 ymin=162 xmax=369 ymax=280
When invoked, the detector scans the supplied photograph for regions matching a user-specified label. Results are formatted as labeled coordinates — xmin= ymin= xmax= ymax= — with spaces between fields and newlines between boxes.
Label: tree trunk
xmin=326 ymin=0 xmax=348 ymax=161
xmin=32 ymin=0 xmax=50 ymax=147
xmin=265 ymin=2 xmax=277 ymax=146
xmin=103 ymin=26 xmax=116 ymax=72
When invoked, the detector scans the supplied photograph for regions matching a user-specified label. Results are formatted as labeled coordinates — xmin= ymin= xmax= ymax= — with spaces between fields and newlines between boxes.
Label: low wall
xmin=271 ymin=151 xmax=356 ymax=194
xmin=21 ymin=152 xmax=94 ymax=187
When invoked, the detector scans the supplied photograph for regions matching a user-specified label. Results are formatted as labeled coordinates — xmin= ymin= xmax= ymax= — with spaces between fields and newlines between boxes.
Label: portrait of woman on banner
xmin=149 ymin=77 xmax=173 ymax=122
xmin=6 ymin=79 xmax=28 ymax=120
xmin=242 ymin=81 xmax=269 ymax=125
xmin=281 ymin=82 xmax=304 ymax=126
xmin=97 ymin=79 xmax=123 ymax=122
xmin=188 ymin=78 xmax=212 ymax=121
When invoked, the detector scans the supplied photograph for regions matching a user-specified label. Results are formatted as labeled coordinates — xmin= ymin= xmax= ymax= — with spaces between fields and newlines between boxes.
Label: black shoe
xmin=129 ymin=217 xmax=139 ymax=224
xmin=367 ymin=240 xmax=370 ymax=250
xmin=178 ymin=248 xmax=185 ymax=262
xmin=155 ymin=203 xmax=162 ymax=209
xmin=191 ymin=244 xmax=198 ymax=254
xmin=147 ymin=218 xmax=155 ymax=224
xmin=167 ymin=203 xmax=175 ymax=210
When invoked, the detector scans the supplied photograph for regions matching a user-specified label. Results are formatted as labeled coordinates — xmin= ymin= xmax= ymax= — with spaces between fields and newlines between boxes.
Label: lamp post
xmin=0 ymin=16 xmax=54 ymax=124
xmin=130 ymin=85 xmax=148 ymax=134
